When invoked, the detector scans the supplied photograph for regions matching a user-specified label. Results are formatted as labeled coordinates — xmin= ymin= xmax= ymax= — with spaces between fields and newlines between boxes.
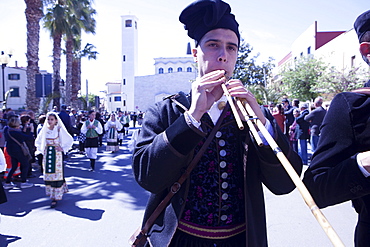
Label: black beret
xmin=354 ymin=10 xmax=370 ymax=42
xmin=179 ymin=0 xmax=240 ymax=47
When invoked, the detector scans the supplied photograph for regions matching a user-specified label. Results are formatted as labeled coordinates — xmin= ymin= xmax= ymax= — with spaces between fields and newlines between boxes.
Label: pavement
xmin=0 ymin=131 xmax=358 ymax=246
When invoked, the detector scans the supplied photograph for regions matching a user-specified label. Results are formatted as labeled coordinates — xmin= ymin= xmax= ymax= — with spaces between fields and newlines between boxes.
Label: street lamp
xmin=0 ymin=50 xmax=13 ymax=102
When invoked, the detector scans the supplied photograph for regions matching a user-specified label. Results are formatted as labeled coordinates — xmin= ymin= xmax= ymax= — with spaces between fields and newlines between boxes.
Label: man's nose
xmin=218 ymin=48 xmax=227 ymax=62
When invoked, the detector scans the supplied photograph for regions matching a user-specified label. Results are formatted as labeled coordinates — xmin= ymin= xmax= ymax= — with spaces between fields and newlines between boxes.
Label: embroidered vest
xmin=85 ymin=120 xmax=99 ymax=138
xmin=181 ymin=110 xmax=248 ymax=228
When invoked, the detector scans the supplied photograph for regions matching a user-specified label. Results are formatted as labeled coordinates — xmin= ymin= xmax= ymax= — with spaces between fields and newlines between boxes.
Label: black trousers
xmin=6 ymin=155 xmax=30 ymax=183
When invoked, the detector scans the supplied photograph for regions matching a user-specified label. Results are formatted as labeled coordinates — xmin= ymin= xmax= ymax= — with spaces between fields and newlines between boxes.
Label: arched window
xmin=158 ymin=68 xmax=164 ymax=74
xmin=187 ymin=67 xmax=192 ymax=72
xmin=168 ymin=67 xmax=173 ymax=73
xmin=177 ymin=67 xmax=182 ymax=72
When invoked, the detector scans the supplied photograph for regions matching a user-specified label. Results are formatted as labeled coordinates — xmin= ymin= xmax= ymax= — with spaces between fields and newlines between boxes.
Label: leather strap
xmin=134 ymin=104 xmax=232 ymax=244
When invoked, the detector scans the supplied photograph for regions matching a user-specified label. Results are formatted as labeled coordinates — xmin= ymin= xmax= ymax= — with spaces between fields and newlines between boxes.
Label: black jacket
xmin=303 ymin=91 xmax=370 ymax=246
xmin=133 ymin=92 xmax=302 ymax=246
xmin=304 ymin=106 xmax=327 ymax=136
xmin=295 ymin=109 xmax=310 ymax=140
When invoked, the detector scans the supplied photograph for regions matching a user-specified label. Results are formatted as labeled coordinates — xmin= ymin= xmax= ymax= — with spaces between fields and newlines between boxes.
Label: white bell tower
xmin=121 ymin=15 xmax=138 ymax=112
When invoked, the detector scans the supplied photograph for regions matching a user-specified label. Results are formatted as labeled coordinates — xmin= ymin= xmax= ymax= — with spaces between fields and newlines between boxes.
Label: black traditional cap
xmin=179 ymin=0 xmax=240 ymax=47
xmin=354 ymin=10 xmax=370 ymax=42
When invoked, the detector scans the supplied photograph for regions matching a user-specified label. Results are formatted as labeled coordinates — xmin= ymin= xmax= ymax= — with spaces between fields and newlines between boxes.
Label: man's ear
xmin=192 ymin=48 xmax=197 ymax=62
xmin=360 ymin=42 xmax=370 ymax=56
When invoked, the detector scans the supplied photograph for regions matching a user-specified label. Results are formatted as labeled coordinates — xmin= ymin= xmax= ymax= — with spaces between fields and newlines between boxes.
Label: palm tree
xmin=43 ymin=1 xmax=72 ymax=111
xmin=24 ymin=0 xmax=44 ymax=113
xmin=71 ymin=42 xmax=98 ymax=109
xmin=64 ymin=0 xmax=96 ymax=107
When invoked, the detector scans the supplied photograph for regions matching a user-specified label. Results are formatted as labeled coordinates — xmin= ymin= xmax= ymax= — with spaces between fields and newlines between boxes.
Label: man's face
xmin=193 ymin=28 xmax=238 ymax=78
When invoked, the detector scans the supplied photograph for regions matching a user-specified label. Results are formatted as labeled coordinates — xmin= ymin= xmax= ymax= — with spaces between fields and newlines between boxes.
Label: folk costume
xmin=35 ymin=112 xmax=73 ymax=202
xmin=105 ymin=114 xmax=122 ymax=152
xmin=133 ymin=92 xmax=302 ymax=246
xmin=303 ymin=90 xmax=370 ymax=246
xmin=303 ymin=10 xmax=370 ymax=246
xmin=81 ymin=117 xmax=103 ymax=171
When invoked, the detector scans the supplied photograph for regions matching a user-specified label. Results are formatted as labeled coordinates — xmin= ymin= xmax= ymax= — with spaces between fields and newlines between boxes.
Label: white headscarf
xmin=35 ymin=112 xmax=74 ymax=155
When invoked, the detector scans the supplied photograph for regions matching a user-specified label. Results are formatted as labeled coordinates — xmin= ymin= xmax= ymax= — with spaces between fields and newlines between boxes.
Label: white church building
xmin=104 ymin=15 xmax=197 ymax=113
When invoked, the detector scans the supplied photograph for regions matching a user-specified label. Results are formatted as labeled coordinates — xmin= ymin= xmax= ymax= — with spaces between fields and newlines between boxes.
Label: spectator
xmin=304 ymin=97 xmax=327 ymax=153
xmin=20 ymin=115 xmax=36 ymax=178
xmin=295 ymin=103 xmax=310 ymax=165
xmin=58 ymin=104 xmax=72 ymax=136
xmin=272 ymin=104 xmax=285 ymax=133
xmin=289 ymin=108 xmax=300 ymax=153
xmin=3 ymin=116 xmax=34 ymax=189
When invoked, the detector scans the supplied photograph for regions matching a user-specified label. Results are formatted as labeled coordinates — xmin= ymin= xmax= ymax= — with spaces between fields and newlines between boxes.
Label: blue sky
xmin=0 ymin=0 xmax=368 ymax=94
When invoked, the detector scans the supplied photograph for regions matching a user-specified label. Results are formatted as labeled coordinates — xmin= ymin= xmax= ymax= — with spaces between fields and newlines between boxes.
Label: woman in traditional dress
xmin=35 ymin=112 xmax=73 ymax=208
xmin=105 ymin=114 xmax=122 ymax=153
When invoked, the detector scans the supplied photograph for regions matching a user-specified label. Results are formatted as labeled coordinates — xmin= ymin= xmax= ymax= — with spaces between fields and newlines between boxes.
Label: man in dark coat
xmin=304 ymin=97 xmax=326 ymax=153
xmin=58 ymin=104 xmax=72 ymax=136
xmin=303 ymin=9 xmax=370 ymax=246
xmin=132 ymin=1 xmax=302 ymax=246
xmin=295 ymin=103 xmax=310 ymax=165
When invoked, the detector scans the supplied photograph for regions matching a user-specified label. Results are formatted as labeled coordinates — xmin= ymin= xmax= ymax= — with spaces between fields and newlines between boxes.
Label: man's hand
xmin=188 ymin=70 xmax=226 ymax=121
xmin=225 ymin=79 xmax=266 ymax=125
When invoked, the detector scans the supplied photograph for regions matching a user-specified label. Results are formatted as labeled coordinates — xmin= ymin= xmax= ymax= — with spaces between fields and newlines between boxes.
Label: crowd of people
xmin=270 ymin=96 xmax=327 ymax=166
xmin=0 ymin=105 xmax=143 ymax=208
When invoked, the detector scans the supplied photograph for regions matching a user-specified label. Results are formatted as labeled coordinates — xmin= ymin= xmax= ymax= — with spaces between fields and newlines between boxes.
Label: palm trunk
xmin=52 ymin=33 xmax=62 ymax=111
xmin=24 ymin=0 xmax=43 ymax=113
xmin=71 ymin=57 xmax=80 ymax=109
xmin=65 ymin=36 xmax=73 ymax=106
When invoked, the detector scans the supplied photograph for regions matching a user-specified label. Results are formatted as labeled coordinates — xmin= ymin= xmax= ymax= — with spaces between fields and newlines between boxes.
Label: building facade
xmin=104 ymin=14 xmax=197 ymax=114
xmin=277 ymin=21 xmax=369 ymax=79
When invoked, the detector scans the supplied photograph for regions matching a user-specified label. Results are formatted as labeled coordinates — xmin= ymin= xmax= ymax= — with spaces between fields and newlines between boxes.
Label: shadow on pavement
xmin=0 ymin=132 xmax=149 ymax=221
xmin=0 ymin=234 xmax=21 ymax=247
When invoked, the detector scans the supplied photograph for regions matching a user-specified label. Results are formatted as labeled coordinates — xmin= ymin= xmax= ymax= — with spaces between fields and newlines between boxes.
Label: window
xmin=168 ymin=67 xmax=173 ymax=73
xmin=187 ymin=67 xmax=192 ymax=72
xmin=177 ymin=67 xmax=182 ymax=72
xmin=123 ymin=100 xmax=126 ymax=107
xmin=159 ymin=68 xmax=164 ymax=74
xmin=10 ymin=87 xmax=19 ymax=97
xmin=125 ymin=20 xmax=132 ymax=27
xmin=109 ymin=97 xmax=111 ymax=102
xmin=123 ymin=79 xmax=126 ymax=85
xmin=123 ymin=55 xmax=126 ymax=62
xmin=135 ymin=21 xmax=137 ymax=29
xmin=307 ymin=46 xmax=311 ymax=55
xmin=114 ymin=96 xmax=122 ymax=102
xmin=8 ymin=74 xmax=20 ymax=80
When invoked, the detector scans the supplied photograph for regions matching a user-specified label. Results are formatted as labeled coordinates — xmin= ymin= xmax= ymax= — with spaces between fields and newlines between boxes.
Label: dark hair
xmin=48 ymin=113 xmax=57 ymax=120
xmin=8 ymin=116 xmax=20 ymax=128
xmin=20 ymin=115 xmax=31 ymax=124
xmin=38 ymin=115 xmax=46 ymax=124
xmin=88 ymin=110 xmax=95 ymax=115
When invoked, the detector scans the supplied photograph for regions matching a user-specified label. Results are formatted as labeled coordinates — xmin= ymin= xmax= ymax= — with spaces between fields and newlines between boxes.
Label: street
xmin=0 ymin=130 xmax=357 ymax=246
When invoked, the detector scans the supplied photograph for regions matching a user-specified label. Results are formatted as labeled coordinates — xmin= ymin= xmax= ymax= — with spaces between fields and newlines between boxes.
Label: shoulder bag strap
xmin=8 ymin=131 xmax=23 ymax=147
xmin=135 ymin=104 xmax=231 ymax=243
